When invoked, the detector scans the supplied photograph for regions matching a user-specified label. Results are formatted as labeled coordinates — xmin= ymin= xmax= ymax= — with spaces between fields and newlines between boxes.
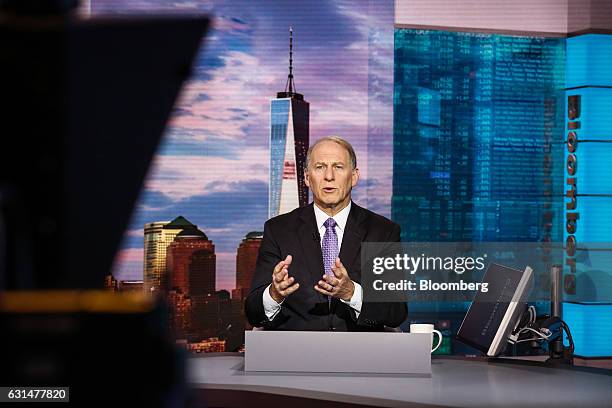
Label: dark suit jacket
xmin=245 ymin=201 xmax=408 ymax=331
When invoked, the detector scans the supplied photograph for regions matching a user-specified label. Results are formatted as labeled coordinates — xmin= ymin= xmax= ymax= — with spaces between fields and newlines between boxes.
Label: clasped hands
xmin=269 ymin=255 xmax=355 ymax=303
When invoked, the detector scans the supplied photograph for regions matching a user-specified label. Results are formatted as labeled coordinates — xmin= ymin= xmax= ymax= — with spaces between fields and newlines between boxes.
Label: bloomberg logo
xmin=564 ymin=95 xmax=580 ymax=295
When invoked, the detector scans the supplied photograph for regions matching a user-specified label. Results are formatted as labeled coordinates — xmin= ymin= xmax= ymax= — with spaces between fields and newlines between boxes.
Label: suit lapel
xmin=297 ymin=204 xmax=326 ymax=286
xmin=338 ymin=202 xmax=367 ymax=279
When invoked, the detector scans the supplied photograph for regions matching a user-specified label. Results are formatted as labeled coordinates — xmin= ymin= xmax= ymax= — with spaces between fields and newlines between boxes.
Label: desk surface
xmin=187 ymin=353 xmax=612 ymax=408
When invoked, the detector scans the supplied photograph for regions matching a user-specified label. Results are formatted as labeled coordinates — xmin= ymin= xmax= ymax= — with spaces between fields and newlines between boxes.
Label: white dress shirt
xmin=262 ymin=201 xmax=363 ymax=320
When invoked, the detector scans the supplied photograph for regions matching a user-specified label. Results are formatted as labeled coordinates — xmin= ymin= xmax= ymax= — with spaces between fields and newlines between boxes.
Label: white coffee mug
xmin=410 ymin=323 xmax=443 ymax=353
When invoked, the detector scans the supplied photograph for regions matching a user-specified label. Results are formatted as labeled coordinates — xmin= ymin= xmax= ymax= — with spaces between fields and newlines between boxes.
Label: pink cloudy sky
xmin=92 ymin=0 xmax=394 ymax=291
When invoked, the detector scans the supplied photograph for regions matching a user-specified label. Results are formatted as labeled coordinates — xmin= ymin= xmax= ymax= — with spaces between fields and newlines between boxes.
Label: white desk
xmin=188 ymin=353 xmax=612 ymax=408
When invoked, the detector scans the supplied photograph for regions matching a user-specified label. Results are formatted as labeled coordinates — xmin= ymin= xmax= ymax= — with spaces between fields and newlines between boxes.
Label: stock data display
xmin=393 ymin=29 xmax=566 ymax=243
xmin=392 ymin=29 xmax=567 ymax=353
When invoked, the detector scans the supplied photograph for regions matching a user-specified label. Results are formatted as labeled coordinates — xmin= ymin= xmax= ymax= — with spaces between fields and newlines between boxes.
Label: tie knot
xmin=324 ymin=218 xmax=336 ymax=229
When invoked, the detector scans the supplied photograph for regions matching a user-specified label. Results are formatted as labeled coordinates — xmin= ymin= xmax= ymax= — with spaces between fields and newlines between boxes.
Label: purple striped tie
xmin=322 ymin=218 xmax=338 ymax=301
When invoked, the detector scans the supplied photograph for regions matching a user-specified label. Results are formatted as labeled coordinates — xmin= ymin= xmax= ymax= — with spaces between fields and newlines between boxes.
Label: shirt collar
xmin=313 ymin=201 xmax=351 ymax=232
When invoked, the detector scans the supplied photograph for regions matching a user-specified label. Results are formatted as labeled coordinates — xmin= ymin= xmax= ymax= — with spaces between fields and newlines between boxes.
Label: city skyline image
xmin=96 ymin=0 xmax=396 ymax=292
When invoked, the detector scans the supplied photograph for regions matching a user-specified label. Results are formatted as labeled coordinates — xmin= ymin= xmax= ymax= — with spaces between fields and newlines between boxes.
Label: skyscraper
xmin=104 ymin=274 xmax=117 ymax=291
xmin=269 ymin=27 xmax=309 ymax=218
xmin=166 ymin=226 xmax=216 ymax=342
xmin=234 ymin=231 xmax=263 ymax=301
xmin=143 ymin=216 xmax=198 ymax=295
xmin=166 ymin=228 xmax=216 ymax=297
xmin=233 ymin=231 xmax=263 ymax=335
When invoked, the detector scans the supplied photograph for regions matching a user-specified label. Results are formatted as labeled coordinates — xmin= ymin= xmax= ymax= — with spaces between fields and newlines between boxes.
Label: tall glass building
xmin=234 ymin=231 xmax=263 ymax=301
xmin=143 ymin=216 xmax=198 ymax=296
xmin=269 ymin=28 xmax=309 ymax=219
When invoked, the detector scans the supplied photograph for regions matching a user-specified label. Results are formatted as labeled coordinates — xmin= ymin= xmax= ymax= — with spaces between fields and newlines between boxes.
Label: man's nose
xmin=324 ymin=166 xmax=334 ymax=181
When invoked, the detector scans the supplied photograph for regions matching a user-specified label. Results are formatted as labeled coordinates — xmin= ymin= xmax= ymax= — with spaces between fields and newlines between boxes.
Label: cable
xmin=561 ymin=320 xmax=575 ymax=354
xmin=510 ymin=327 xmax=551 ymax=344
xmin=512 ymin=337 xmax=544 ymax=344
xmin=528 ymin=305 xmax=536 ymax=323
xmin=506 ymin=315 xmax=575 ymax=360
xmin=516 ymin=326 xmax=551 ymax=340
xmin=507 ymin=321 xmax=552 ymax=345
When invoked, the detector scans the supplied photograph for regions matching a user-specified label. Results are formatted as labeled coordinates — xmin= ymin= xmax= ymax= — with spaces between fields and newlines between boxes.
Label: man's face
xmin=305 ymin=141 xmax=359 ymax=212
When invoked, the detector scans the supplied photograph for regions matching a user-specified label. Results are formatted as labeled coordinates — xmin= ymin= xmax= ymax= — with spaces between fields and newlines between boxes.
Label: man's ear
xmin=351 ymin=167 xmax=360 ymax=187
xmin=304 ymin=170 xmax=310 ymax=187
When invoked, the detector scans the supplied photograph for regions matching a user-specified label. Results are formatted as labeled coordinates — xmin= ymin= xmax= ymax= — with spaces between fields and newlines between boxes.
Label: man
xmin=245 ymin=136 xmax=407 ymax=330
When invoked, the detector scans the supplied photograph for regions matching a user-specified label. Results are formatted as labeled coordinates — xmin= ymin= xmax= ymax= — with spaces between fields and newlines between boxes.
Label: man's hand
xmin=269 ymin=255 xmax=299 ymax=303
xmin=314 ymin=258 xmax=355 ymax=301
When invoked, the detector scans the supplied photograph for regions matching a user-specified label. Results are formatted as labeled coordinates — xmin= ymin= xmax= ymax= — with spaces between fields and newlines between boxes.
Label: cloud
xmin=144 ymin=146 xmax=268 ymax=201
xmin=158 ymin=0 xmax=380 ymax=155
xmin=126 ymin=228 xmax=144 ymax=238
xmin=172 ymin=107 xmax=194 ymax=117
xmin=91 ymin=0 xmax=215 ymax=14
xmin=168 ymin=50 xmax=276 ymax=144
xmin=125 ymin=179 xmax=268 ymax=250
xmin=157 ymin=134 xmax=243 ymax=159
xmin=205 ymin=227 xmax=234 ymax=235
xmin=213 ymin=14 xmax=251 ymax=32
xmin=136 ymin=189 xmax=175 ymax=211
xmin=115 ymin=247 xmax=144 ymax=263
xmin=111 ymin=248 xmax=144 ymax=281
xmin=215 ymin=251 xmax=236 ymax=290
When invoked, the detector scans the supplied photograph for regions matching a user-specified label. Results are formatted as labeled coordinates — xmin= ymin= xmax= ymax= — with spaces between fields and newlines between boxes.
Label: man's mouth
xmin=322 ymin=187 xmax=337 ymax=193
